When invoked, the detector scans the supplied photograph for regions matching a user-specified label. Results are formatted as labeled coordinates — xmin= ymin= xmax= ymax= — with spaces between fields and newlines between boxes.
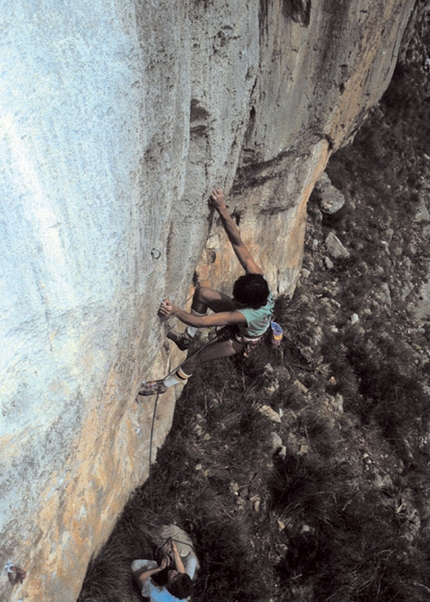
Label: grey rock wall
xmin=0 ymin=0 xmax=414 ymax=599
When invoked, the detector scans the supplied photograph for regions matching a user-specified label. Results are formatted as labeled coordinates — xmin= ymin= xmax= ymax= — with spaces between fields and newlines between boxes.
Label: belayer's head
xmin=166 ymin=570 xmax=193 ymax=599
xmin=233 ymin=273 xmax=269 ymax=309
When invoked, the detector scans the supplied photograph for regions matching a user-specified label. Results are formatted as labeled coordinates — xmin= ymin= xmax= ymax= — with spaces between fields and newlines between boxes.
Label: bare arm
xmin=209 ymin=187 xmax=263 ymax=275
xmin=159 ymin=299 xmax=246 ymax=327
xmin=171 ymin=541 xmax=186 ymax=574
xmin=137 ymin=558 xmax=168 ymax=586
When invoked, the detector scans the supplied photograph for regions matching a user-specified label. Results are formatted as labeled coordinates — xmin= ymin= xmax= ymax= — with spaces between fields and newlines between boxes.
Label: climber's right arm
xmin=209 ymin=187 xmax=263 ymax=275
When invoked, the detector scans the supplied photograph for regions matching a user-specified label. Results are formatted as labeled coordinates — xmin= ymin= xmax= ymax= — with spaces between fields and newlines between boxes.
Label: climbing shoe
xmin=167 ymin=331 xmax=193 ymax=351
xmin=138 ymin=380 xmax=167 ymax=396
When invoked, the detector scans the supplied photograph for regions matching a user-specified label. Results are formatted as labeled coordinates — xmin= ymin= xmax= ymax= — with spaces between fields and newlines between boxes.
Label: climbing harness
xmin=230 ymin=328 xmax=265 ymax=358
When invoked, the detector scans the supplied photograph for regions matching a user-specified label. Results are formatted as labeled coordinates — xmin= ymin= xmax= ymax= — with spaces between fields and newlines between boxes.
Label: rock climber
xmin=131 ymin=525 xmax=198 ymax=601
xmin=138 ymin=187 xmax=275 ymax=397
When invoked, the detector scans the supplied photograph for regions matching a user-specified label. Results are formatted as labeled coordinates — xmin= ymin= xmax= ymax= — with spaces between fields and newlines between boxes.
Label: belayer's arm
xmin=171 ymin=541 xmax=186 ymax=574
xmin=137 ymin=558 xmax=168 ymax=586
xmin=209 ymin=187 xmax=263 ymax=275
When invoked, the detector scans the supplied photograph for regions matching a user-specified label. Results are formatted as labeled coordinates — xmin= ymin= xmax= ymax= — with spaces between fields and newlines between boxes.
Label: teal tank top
xmin=236 ymin=292 xmax=274 ymax=338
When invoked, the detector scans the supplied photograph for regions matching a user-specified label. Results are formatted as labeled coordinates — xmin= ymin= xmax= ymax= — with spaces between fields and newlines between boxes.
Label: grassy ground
xmin=79 ymin=25 xmax=430 ymax=602
xmin=79 ymin=290 xmax=430 ymax=601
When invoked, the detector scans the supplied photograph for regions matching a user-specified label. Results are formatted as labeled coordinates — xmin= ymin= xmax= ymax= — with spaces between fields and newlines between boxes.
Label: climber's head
xmin=233 ymin=273 xmax=270 ymax=309
xmin=166 ymin=570 xmax=193 ymax=599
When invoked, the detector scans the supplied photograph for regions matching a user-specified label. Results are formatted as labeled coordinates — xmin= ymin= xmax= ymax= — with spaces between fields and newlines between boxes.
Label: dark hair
xmin=166 ymin=573 xmax=193 ymax=599
xmin=152 ymin=566 xmax=170 ymax=586
xmin=233 ymin=273 xmax=269 ymax=309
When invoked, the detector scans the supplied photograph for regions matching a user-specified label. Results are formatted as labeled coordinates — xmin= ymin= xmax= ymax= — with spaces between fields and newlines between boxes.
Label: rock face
xmin=0 ymin=1 xmax=414 ymax=600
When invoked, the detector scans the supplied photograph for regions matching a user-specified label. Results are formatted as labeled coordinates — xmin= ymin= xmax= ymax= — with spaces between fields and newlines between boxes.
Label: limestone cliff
xmin=0 ymin=1 xmax=414 ymax=600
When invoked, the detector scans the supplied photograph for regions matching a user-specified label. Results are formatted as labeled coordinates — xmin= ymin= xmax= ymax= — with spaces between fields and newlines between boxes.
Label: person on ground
xmin=131 ymin=534 xmax=196 ymax=601
xmin=139 ymin=187 xmax=274 ymax=397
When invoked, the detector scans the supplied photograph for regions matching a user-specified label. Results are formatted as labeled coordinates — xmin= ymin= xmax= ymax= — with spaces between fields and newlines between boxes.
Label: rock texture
xmin=0 ymin=1 xmax=415 ymax=600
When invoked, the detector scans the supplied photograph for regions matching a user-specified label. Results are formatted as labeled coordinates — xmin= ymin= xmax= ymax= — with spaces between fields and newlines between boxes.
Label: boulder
xmin=325 ymin=232 xmax=350 ymax=259
xmin=314 ymin=172 xmax=346 ymax=214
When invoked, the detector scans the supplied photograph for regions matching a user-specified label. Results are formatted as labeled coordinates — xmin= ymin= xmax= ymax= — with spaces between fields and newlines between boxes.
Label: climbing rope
xmin=148 ymin=389 xmax=160 ymax=512
xmin=156 ymin=536 xmax=194 ymax=553
xmin=145 ymin=329 xmax=225 ymax=512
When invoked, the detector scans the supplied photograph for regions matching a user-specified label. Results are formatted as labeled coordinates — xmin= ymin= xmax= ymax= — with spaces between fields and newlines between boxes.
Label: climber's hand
xmin=158 ymin=299 xmax=175 ymax=318
xmin=209 ymin=187 xmax=226 ymax=211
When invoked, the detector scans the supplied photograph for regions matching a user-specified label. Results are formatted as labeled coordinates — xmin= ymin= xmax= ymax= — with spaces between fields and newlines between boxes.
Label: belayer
xmin=138 ymin=187 xmax=277 ymax=397
xmin=131 ymin=524 xmax=198 ymax=601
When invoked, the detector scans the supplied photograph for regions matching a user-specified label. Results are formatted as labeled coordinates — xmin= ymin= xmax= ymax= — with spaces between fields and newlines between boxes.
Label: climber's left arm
xmin=159 ymin=299 xmax=246 ymax=327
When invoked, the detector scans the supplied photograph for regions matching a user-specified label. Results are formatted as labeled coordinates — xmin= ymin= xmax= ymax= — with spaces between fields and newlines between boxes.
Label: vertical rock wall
xmin=0 ymin=0 xmax=414 ymax=599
